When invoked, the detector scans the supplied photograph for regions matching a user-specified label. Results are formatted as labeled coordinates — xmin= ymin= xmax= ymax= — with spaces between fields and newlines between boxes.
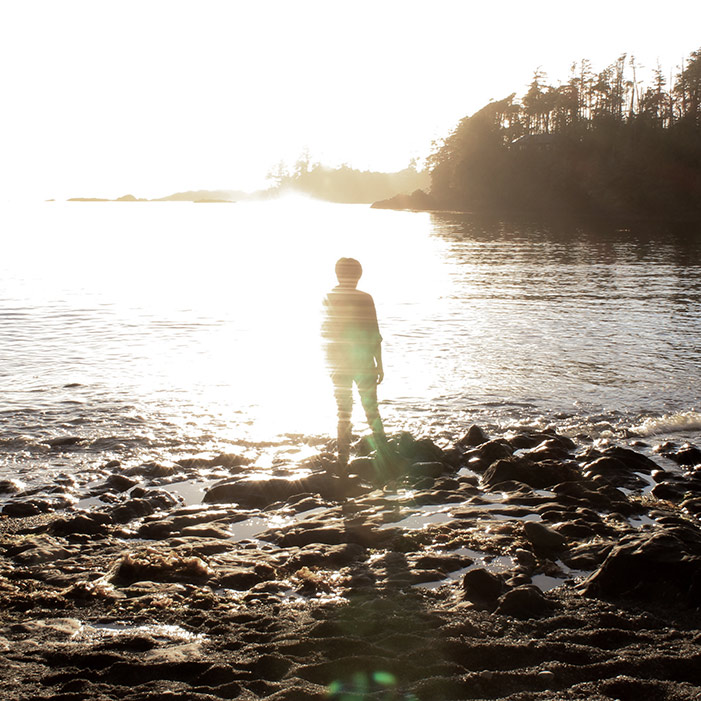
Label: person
xmin=322 ymin=257 xmax=387 ymax=469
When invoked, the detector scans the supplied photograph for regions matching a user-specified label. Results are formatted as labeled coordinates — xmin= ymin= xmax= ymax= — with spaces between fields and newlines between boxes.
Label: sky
xmin=1 ymin=1 xmax=700 ymax=201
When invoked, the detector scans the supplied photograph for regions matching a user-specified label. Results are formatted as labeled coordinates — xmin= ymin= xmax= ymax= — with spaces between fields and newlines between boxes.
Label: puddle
xmin=531 ymin=573 xmax=567 ymax=592
xmin=167 ymin=480 xmax=217 ymax=506
xmin=379 ymin=505 xmax=454 ymax=530
xmin=225 ymin=513 xmax=295 ymax=541
xmin=628 ymin=514 xmax=656 ymax=528
xmin=415 ymin=548 xmax=515 ymax=590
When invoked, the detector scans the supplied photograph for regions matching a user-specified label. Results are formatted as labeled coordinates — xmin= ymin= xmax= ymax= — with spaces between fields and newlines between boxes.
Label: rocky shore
xmin=2 ymin=426 xmax=701 ymax=700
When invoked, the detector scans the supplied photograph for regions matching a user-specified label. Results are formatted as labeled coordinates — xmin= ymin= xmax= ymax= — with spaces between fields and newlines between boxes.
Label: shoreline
xmin=2 ymin=426 xmax=701 ymax=699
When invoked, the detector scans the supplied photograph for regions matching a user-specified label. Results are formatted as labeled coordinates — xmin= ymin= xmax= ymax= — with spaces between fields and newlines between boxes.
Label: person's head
xmin=335 ymin=257 xmax=362 ymax=287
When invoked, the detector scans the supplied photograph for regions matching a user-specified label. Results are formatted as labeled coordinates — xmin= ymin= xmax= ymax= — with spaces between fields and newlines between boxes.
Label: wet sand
xmin=1 ymin=428 xmax=701 ymax=700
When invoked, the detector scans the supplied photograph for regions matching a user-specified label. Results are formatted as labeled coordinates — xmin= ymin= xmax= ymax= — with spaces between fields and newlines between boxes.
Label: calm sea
xmin=1 ymin=198 xmax=700 ymax=488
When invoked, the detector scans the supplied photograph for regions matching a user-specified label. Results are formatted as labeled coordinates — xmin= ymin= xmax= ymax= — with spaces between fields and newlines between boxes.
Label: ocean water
xmin=1 ymin=198 xmax=700 ymax=488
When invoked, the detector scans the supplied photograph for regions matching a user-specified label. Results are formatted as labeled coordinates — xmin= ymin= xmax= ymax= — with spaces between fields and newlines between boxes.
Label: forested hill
xmin=385 ymin=49 xmax=701 ymax=222
xmin=267 ymin=160 xmax=429 ymax=204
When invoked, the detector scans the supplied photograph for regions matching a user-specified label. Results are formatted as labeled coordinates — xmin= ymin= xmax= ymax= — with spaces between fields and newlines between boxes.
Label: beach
xmin=2 ymin=425 xmax=701 ymax=700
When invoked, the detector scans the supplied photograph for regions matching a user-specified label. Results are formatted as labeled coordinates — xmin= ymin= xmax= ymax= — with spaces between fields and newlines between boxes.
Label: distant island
xmin=374 ymin=47 xmax=701 ymax=223
xmin=67 ymin=163 xmax=429 ymax=206
xmin=67 ymin=190 xmax=245 ymax=203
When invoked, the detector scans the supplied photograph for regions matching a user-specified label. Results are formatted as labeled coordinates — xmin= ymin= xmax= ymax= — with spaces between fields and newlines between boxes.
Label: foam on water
xmin=631 ymin=410 xmax=701 ymax=438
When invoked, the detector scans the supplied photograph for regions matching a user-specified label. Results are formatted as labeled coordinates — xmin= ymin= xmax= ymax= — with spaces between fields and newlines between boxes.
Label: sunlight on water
xmin=1 ymin=197 xmax=448 ymax=443
xmin=1 ymin=198 xmax=700 ymax=460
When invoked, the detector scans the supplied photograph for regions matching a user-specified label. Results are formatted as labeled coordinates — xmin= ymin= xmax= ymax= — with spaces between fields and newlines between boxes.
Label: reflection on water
xmin=1 ymin=199 xmax=700 ymax=474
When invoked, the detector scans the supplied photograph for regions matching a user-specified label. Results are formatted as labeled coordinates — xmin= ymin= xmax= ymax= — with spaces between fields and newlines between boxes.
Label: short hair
xmin=335 ymin=257 xmax=362 ymax=284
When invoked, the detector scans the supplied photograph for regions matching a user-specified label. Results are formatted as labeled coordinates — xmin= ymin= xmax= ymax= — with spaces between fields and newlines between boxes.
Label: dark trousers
xmin=332 ymin=371 xmax=386 ymax=465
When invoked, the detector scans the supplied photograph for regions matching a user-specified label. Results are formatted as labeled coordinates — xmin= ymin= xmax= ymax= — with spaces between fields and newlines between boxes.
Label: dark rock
xmin=48 ymin=436 xmax=83 ymax=448
xmin=110 ymin=498 xmax=156 ymax=523
xmin=554 ymin=521 xmax=596 ymax=539
xmin=406 ymin=462 xmax=446 ymax=479
xmin=581 ymin=526 xmax=701 ymax=603
xmin=0 ymin=479 xmax=24 ymax=495
xmin=525 ymin=442 xmax=573 ymax=462
xmin=138 ymin=520 xmax=173 ymax=539
xmin=483 ymin=456 xmax=579 ymax=489
xmin=462 ymin=568 xmax=505 ymax=608
xmin=682 ymin=498 xmax=701 ymax=515
xmin=583 ymin=456 xmax=649 ymax=490
xmin=651 ymin=482 xmax=687 ymax=502
xmin=475 ymin=440 xmax=513 ymax=468
xmin=458 ymin=425 xmax=490 ymax=448
xmin=51 ymin=513 xmax=111 ymax=536
xmin=180 ymin=525 xmax=232 ymax=539
xmin=177 ymin=453 xmax=251 ymax=470
xmin=125 ymin=462 xmax=175 ymax=478
xmin=204 ymin=474 xmax=363 ymax=507
xmin=396 ymin=433 xmax=444 ymax=463
xmin=288 ymin=542 xmax=366 ymax=569
xmin=413 ymin=553 xmax=471 ymax=572
xmin=218 ymin=568 xmax=263 ymax=590
xmin=580 ymin=446 xmax=659 ymax=474
xmin=106 ymin=474 xmax=138 ymax=492
xmin=665 ymin=445 xmax=701 ymax=467
xmin=2 ymin=500 xmax=42 ymax=517
xmin=496 ymin=585 xmax=554 ymax=618
xmin=523 ymin=521 xmax=567 ymax=552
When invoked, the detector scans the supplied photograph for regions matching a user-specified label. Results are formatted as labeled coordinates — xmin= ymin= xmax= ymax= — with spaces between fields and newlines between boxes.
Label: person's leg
xmin=356 ymin=373 xmax=386 ymax=449
xmin=332 ymin=373 xmax=353 ymax=466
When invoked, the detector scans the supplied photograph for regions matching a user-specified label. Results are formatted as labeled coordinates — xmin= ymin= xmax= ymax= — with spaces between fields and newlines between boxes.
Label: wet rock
xmin=50 ymin=512 xmax=112 ymax=536
xmin=602 ymin=446 xmax=660 ymax=473
xmin=510 ymin=431 xmax=576 ymax=452
xmin=138 ymin=519 xmax=173 ymax=539
xmin=405 ymin=462 xmax=446 ymax=480
xmin=523 ymin=521 xmax=567 ymax=553
xmin=288 ymin=542 xmax=366 ymax=569
xmin=583 ymin=456 xmax=649 ymax=490
xmin=2 ymin=500 xmax=43 ymax=517
xmin=497 ymin=585 xmax=554 ymax=618
xmin=0 ymin=479 xmax=24 ymax=494
xmin=111 ymin=550 xmax=213 ymax=585
xmin=48 ymin=436 xmax=83 ymax=449
xmin=473 ymin=440 xmax=513 ymax=469
xmin=110 ymin=498 xmax=156 ymax=523
xmin=458 ymin=425 xmax=490 ymax=447
xmin=413 ymin=553 xmax=470 ymax=572
xmin=513 ymin=548 xmax=537 ymax=571
xmin=525 ymin=441 xmax=573 ymax=462
xmin=218 ymin=567 xmax=264 ymax=590
xmin=681 ymin=498 xmax=701 ymax=515
xmin=396 ymin=433 xmax=444 ymax=463
xmin=180 ymin=524 xmax=232 ymax=539
xmin=106 ymin=474 xmax=138 ymax=492
xmin=581 ymin=526 xmax=701 ymax=603
xmin=483 ymin=456 xmax=579 ymax=490
xmin=13 ymin=536 xmax=73 ymax=565
xmin=177 ymin=452 xmax=251 ymax=470
xmin=125 ymin=462 xmax=175 ymax=478
xmin=462 ymin=568 xmax=505 ymax=609
xmin=651 ymin=481 xmax=688 ymax=502
xmin=204 ymin=474 xmax=363 ymax=508
xmin=554 ymin=520 xmax=596 ymax=539
xmin=664 ymin=445 xmax=701 ymax=467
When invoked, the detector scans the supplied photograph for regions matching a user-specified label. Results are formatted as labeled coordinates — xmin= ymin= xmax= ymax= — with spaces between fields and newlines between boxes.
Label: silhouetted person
xmin=322 ymin=258 xmax=387 ymax=468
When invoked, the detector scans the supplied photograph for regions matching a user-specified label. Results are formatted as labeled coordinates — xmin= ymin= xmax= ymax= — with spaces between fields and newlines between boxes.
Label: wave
xmin=631 ymin=410 xmax=701 ymax=437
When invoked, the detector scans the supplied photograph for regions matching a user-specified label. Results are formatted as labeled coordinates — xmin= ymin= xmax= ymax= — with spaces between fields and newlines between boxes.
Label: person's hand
xmin=376 ymin=367 xmax=384 ymax=385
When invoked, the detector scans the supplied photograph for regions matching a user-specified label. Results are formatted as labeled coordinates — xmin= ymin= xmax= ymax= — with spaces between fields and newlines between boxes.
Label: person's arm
xmin=374 ymin=341 xmax=384 ymax=384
